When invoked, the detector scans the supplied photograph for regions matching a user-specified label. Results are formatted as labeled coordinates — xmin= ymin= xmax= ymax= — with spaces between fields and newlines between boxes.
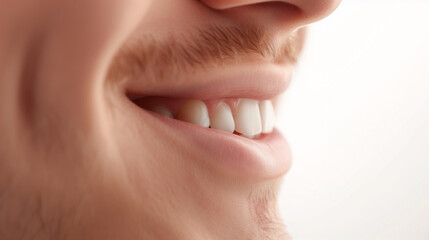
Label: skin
xmin=0 ymin=0 xmax=341 ymax=239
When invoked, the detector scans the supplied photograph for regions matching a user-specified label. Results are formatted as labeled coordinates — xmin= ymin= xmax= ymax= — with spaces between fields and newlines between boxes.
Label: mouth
xmin=134 ymin=97 xmax=275 ymax=139
xmin=122 ymin=62 xmax=293 ymax=180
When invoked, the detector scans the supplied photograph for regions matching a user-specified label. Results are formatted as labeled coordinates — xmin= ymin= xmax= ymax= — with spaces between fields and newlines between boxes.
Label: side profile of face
xmin=0 ymin=0 xmax=341 ymax=239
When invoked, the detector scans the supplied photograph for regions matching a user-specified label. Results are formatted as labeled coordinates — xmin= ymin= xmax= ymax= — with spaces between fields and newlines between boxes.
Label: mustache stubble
xmin=107 ymin=24 xmax=304 ymax=83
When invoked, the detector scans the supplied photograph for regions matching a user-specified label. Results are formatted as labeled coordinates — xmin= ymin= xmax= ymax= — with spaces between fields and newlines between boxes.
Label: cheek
xmin=51 ymin=0 xmax=153 ymax=52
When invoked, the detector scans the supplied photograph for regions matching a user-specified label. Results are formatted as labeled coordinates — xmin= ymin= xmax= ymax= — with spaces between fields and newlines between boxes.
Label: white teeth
xmin=148 ymin=103 xmax=173 ymax=118
xmin=234 ymin=99 xmax=262 ymax=138
xmin=176 ymin=100 xmax=210 ymax=127
xmin=210 ymin=103 xmax=235 ymax=133
xmin=259 ymin=100 xmax=275 ymax=133
xmin=151 ymin=98 xmax=275 ymax=138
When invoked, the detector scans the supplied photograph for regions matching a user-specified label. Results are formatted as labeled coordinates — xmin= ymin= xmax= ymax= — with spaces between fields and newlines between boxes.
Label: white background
xmin=278 ymin=1 xmax=429 ymax=239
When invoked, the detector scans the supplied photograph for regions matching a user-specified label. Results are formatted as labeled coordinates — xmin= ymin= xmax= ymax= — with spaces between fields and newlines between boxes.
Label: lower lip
xmin=146 ymin=110 xmax=292 ymax=180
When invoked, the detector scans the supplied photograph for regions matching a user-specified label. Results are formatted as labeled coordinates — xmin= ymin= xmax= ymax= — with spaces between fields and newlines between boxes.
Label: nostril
xmin=243 ymin=1 xmax=303 ymax=17
xmin=251 ymin=1 xmax=303 ymax=21
xmin=201 ymin=0 xmax=301 ymax=13
xmin=201 ymin=1 xmax=305 ymax=32
xmin=200 ymin=0 xmax=341 ymax=29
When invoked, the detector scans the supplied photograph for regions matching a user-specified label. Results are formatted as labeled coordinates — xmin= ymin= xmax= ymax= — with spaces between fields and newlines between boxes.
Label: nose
xmin=200 ymin=0 xmax=342 ymax=30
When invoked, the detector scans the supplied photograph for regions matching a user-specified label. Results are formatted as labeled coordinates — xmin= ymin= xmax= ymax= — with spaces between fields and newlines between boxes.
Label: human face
xmin=0 ymin=0 xmax=341 ymax=239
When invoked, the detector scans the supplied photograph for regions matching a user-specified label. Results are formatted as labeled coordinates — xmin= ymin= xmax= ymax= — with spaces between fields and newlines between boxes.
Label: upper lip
xmin=124 ymin=62 xmax=294 ymax=101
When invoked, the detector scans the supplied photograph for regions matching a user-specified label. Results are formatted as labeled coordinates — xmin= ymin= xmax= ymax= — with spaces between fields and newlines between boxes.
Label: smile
xmin=135 ymin=97 xmax=276 ymax=139
xmin=121 ymin=63 xmax=294 ymax=180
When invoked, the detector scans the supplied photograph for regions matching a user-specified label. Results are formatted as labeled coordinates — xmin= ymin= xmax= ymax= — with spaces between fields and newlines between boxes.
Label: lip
xmin=123 ymin=63 xmax=294 ymax=180
xmin=140 ymin=108 xmax=292 ymax=180
xmin=125 ymin=62 xmax=294 ymax=100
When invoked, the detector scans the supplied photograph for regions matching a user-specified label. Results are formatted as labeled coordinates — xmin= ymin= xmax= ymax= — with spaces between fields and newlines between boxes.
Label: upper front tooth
xmin=210 ymin=102 xmax=235 ymax=133
xmin=259 ymin=100 xmax=275 ymax=133
xmin=176 ymin=100 xmax=210 ymax=127
xmin=234 ymin=99 xmax=262 ymax=137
